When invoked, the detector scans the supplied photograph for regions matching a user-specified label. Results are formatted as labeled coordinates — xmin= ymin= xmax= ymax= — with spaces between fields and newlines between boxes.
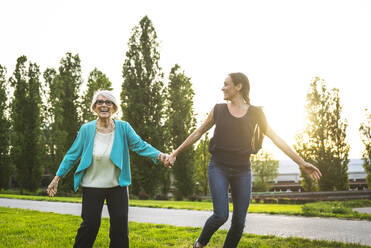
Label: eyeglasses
xmin=95 ymin=100 xmax=114 ymax=106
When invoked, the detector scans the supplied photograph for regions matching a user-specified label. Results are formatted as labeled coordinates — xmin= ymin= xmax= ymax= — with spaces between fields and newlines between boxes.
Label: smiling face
xmin=93 ymin=94 xmax=117 ymax=119
xmin=222 ymin=76 xmax=242 ymax=101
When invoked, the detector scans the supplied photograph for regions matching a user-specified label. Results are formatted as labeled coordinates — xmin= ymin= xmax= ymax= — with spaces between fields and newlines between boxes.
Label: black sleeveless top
xmin=209 ymin=103 xmax=267 ymax=167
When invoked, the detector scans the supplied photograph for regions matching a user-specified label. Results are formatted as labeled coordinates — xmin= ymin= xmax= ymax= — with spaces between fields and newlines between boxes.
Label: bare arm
xmin=47 ymin=176 xmax=60 ymax=197
xmin=169 ymin=108 xmax=215 ymax=163
xmin=265 ymin=125 xmax=322 ymax=180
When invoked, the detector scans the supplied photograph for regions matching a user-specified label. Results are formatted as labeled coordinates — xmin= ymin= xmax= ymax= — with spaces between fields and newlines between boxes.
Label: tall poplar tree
xmin=194 ymin=131 xmax=210 ymax=196
xmin=81 ymin=68 xmax=113 ymax=123
xmin=166 ymin=64 xmax=197 ymax=199
xmin=121 ymin=16 xmax=165 ymax=197
xmin=0 ymin=65 xmax=11 ymax=188
xmin=41 ymin=68 xmax=59 ymax=181
xmin=360 ymin=109 xmax=371 ymax=188
xmin=295 ymin=77 xmax=349 ymax=191
xmin=9 ymin=56 xmax=43 ymax=192
xmin=44 ymin=53 xmax=83 ymax=192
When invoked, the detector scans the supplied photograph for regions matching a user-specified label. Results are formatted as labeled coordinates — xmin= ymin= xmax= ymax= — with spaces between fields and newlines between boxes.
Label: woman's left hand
xmin=300 ymin=162 xmax=322 ymax=181
xmin=47 ymin=176 xmax=60 ymax=197
xmin=167 ymin=153 xmax=176 ymax=167
xmin=158 ymin=153 xmax=172 ymax=168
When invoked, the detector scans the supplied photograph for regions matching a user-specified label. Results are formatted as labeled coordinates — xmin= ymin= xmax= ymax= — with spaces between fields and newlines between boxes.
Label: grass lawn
xmin=302 ymin=200 xmax=371 ymax=220
xmin=0 ymin=207 xmax=369 ymax=248
xmin=1 ymin=194 xmax=371 ymax=220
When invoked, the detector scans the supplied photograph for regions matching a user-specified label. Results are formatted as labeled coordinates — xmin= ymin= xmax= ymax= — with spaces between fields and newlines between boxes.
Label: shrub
xmin=302 ymin=201 xmax=353 ymax=216
xmin=188 ymin=195 xmax=201 ymax=202
xmin=155 ymin=194 xmax=169 ymax=200
xmin=263 ymin=198 xmax=278 ymax=204
xmin=138 ymin=191 xmax=149 ymax=200
xmin=278 ymin=198 xmax=290 ymax=204
xmin=254 ymin=198 xmax=261 ymax=203
xmin=175 ymin=195 xmax=183 ymax=201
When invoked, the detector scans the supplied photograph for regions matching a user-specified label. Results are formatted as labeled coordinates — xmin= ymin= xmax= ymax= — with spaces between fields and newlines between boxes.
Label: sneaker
xmin=193 ymin=239 xmax=203 ymax=248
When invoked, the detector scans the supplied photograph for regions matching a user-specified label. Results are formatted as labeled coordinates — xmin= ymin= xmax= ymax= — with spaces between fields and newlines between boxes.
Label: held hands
xmin=47 ymin=176 xmax=60 ymax=197
xmin=300 ymin=162 xmax=322 ymax=181
xmin=158 ymin=153 xmax=172 ymax=168
xmin=158 ymin=152 xmax=176 ymax=168
xmin=167 ymin=153 xmax=176 ymax=166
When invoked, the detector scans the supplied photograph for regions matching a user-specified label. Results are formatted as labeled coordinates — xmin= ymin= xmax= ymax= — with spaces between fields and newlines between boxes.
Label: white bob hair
xmin=90 ymin=90 xmax=120 ymax=114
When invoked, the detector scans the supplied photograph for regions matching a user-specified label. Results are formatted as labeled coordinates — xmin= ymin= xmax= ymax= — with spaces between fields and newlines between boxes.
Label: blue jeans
xmin=198 ymin=160 xmax=252 ymax=248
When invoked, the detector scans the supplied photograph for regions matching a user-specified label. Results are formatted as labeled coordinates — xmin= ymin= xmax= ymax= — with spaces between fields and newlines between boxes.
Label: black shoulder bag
xmin=250 ymin=106 xmax=265 ymax=154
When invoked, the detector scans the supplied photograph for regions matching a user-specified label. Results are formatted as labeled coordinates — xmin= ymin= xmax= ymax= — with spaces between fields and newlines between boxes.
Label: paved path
xmin=1 ymin=198 xmax=371 ymax=246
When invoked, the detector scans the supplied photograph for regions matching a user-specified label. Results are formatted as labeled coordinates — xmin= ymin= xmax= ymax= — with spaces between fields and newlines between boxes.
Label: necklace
xmin=96 ymin=119 xmax=115 ymax=133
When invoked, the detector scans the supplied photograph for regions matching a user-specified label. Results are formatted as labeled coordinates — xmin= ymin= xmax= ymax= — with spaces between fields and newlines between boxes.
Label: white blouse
xmin=80 ymin=130 xmax=120 ymax=188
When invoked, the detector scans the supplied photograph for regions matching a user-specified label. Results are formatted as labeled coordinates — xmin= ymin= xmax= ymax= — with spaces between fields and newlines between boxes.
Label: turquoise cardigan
xmin=56 ymin=120 xmax=160 ymax=191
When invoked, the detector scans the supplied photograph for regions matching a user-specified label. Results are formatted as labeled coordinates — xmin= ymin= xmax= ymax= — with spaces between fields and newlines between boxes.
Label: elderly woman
xmin=47 ymin=90 xmax=169 ymax=248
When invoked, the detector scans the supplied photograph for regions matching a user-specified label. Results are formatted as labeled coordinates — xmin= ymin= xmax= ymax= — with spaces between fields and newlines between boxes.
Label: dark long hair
xmin=229 ymin=72 xmax=250 ymax=104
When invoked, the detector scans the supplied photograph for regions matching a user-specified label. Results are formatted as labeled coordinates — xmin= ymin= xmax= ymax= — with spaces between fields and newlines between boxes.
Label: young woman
xmin=167 ymin=73 xmax=322 ymax=248
xmin=47 ymin=90 xmax=170 ymax=248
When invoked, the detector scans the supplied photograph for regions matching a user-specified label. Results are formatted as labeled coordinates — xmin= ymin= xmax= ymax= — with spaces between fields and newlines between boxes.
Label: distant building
xmin=347 ymin=159 xmax=368 ymax=190
xmin=252 ymin=159 xmax=368 ymax=192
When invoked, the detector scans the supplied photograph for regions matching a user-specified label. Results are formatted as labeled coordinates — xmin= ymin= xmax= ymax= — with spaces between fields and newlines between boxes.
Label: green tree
xmin=166 ymin=64 xmax=197 ymax=199
xmin=194 ymin=131 xmax=210 ymax=196
xmin=42 ymin=68 xmax=63 ymax=180
xmin=9 ymin=56 xmax=43 ymax=192
xmin=251 ymin=150 xmax=279 ymax=192
xmin=44 ymin=53 xmax=83 ymax=192
xmin=121 ymin=16 xmax=166 ymax=197
xmin=360 ymin=109 xmax=371 ymax=188
xmin=81 ymin=68 xmax=113 ymax=123
xmin=295 ymin=77 xmax=349 ymax=191
xmin=0 ymin=65 xmax=11 ymax=188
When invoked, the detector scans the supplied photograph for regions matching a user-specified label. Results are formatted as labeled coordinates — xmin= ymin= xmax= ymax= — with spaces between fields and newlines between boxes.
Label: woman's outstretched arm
xmin=265 ymin=125 xmax=322 ymax=180
xmin=47 ymin=125 xmax=85 ymax=197
xmin=168 ymin=108 xmax=215 ymax=165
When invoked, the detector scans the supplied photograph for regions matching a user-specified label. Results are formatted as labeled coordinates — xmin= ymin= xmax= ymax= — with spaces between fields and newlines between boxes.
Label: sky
xmin=1 ymin=0 xmax=370 ymax=159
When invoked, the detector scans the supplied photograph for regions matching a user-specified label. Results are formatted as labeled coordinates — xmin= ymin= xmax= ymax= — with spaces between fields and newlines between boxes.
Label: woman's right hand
xmin=300 ymin=162 xmax=322 ymax=181
xmin=47 ymin=176 xmax=60 ymax=197
xmin=167 ymin=153 xmax=177 ymax=166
